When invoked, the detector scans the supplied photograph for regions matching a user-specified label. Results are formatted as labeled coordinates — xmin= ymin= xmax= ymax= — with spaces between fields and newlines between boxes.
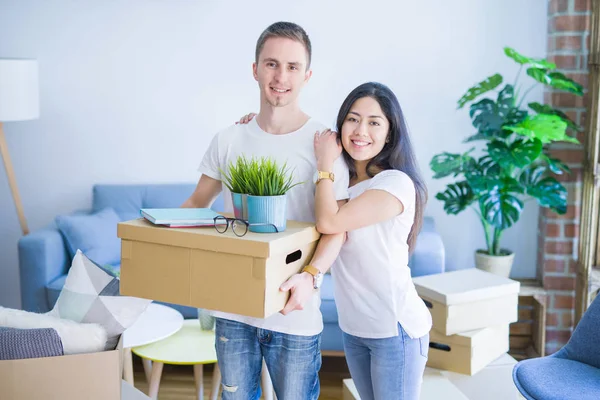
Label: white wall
xmin=0 ymin=0 xmax=547 ymax=308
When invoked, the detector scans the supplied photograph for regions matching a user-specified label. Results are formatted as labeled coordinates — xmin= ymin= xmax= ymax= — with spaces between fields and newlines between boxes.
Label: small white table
xmin=122 ymin=303 xmax=184 ymax=385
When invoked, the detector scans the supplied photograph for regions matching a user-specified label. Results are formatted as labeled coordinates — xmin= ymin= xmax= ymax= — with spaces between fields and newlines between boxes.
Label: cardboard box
xmin=0 ymin=338 xmax=123 ymax=400
xmin=343 ymin=372 xmax=469 ymax=400
xmin=118 ymin=218 xmax=320 ymax=318
xmin=343 ymin=353 xmax=521 ymax=400
xmin=413 ymin=268 xmax=520 ymax=335
xmin=437 ymin=353 xmax=522 ymax=400
xmin=420 ymin=369 xmax=470 ymax=400
xmin=427 ymin=325 xmax=509 ymax=375
xmin=342 ymin=378 xmax=360 ymax=400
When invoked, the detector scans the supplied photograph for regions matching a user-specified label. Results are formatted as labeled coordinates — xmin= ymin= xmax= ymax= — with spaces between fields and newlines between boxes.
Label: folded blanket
xmin=0 ymin=327 xmax=64 ymax=360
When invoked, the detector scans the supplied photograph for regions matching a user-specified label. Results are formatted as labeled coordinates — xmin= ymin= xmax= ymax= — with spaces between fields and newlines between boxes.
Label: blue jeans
xmin=215 ymin=318 xmax=322 ymax=400
xmin=343 ymin=324 xmax=429 ymax=400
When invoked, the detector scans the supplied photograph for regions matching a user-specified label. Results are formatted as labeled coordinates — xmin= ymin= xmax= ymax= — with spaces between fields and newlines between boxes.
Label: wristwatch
xmin=302 ymin=265 xmax=324 ymax=289
xmin=315 ymin=170 xmax=335 ymax=184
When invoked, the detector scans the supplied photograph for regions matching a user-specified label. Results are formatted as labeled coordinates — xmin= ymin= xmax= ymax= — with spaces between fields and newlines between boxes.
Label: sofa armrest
xmin=18 ymin=227 xmax=69 ymax=313
xmin=409 ymin=217 xmax=445 ymax=277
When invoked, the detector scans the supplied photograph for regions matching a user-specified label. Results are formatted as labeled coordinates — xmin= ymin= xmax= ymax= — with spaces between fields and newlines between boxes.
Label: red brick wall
xmin=540 ymin=0 xmax=591 ymax=355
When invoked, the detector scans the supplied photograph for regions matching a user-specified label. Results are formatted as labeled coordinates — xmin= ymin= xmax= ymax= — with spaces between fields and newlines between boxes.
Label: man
xmin=182 ymin=22 xmax=348 ymax=400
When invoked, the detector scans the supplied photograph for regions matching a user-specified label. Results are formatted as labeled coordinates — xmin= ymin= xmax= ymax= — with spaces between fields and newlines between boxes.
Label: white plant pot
xmin=475 ymin=250 xmax=515 ymax=278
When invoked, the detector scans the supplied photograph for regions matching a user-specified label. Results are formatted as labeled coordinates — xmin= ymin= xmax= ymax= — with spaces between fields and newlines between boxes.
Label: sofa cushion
xmin=92 ymin=184 xmax=225 ymax=221
xmin=92 ymin=184 xmax=196 ymax=220
xmin=55 ymin=207 xmax=121 ymax=266
xmin=320 ymin=274 xmax=339 ymax=324
xmin=47 ymin=251 xmax=151 ymax=350
xmin=46 ymin=262 xmax=121 ymax=309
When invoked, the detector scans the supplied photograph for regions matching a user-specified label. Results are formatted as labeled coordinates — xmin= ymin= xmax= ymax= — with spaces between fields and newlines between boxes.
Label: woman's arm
xmin=279 ymin=231 xmax=346 ymax=315
xmin=314 ymin=130 xmax=406 ymax=235
xmin=316 ymin=182 xmax=403 ymax=234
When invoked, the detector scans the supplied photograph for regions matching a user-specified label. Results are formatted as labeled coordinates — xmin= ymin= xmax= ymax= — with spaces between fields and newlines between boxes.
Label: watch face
xmin=315 ymin=272 xmax=324 ymax=289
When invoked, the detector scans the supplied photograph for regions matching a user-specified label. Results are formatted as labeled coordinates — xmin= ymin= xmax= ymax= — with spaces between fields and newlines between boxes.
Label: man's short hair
xmin=255 ymin=22 xmax=312 ymax=69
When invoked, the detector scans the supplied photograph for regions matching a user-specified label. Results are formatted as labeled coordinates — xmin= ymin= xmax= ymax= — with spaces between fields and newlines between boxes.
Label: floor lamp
xmin=0 ymin=59 xmax=39 ymax=236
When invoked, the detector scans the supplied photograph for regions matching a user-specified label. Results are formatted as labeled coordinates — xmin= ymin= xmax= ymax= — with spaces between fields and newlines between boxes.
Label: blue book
xmin=140 ymin=208 xmax=222 ymax=227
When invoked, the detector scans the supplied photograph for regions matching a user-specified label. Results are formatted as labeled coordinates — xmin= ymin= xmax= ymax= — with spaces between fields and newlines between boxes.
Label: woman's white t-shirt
xmin=332 ymin=169 xmax=432 ymax=339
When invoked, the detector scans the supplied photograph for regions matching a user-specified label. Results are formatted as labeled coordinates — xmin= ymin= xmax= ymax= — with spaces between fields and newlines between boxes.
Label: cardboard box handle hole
xmin=285 ymin=250 xmax=302 ymax=264
xmin=429 ymin=342 xmax=451 ymax=352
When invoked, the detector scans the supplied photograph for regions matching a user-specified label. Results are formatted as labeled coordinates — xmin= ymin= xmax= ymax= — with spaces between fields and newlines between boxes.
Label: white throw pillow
xmin=0 ymin=306 xmax=107 ymax=355
xmin=47 ymin=250 xmax=151 ymax=350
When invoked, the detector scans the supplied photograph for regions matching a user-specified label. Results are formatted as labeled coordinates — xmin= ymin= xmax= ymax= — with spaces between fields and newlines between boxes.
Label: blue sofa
xmin=18 ymin=183 xmax=445 ymax=352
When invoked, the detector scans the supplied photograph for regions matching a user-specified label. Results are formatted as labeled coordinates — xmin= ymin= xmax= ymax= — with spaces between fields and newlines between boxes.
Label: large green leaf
xmin=468 ymin=86 xmax=520 ymax=138
xmin=435 ymin=182 xmax=475 ymax=215
xmin=470 ymin=99 xmax=506 ymax=136
xmin=475 ymin=155 xmax=502 ymax=177
xmin=504 ymin=47 xmax=556 ymax=69
xmin=519 ymin=165 xmax=546 ymax=188
xmin=505 ymin=108 xmax=528 ymax=126
xmin=519 ymin=165 xmax=567 ymax=213
xmin=487 ymin=138 xmax=543 ymax=170
xmin=526 ymin=68 xmax=584 ymax=95
xmin=468 ymin=175 xmax=523 ymax=195
xmin=504 ymin=114 xmax=578 ymax=144
xmin=430 ymin=150 xmax=476 ymax=179
xmin=529 ymin=177 xmax=567 ymax=214
xmin=479 ymin=191 xmax=523 ymax=229
xmin=458 ymin=74 xmax=503 ymax=109
xmin=541 ymin=154 xmax=572 ymax=175
xmin=468 ymin=175 xmax=503 ymax=194
xmin=497 ymin=84 xmax=515 ymax=108
xmin=463 ymin=132 xmax=489 ymax=143
xmin=528 ymin=102 xmax=581 ymax=131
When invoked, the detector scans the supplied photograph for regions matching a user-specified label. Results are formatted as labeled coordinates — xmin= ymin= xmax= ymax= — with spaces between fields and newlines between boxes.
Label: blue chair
xmin=512 ymin=294 xmax=600 ymax=400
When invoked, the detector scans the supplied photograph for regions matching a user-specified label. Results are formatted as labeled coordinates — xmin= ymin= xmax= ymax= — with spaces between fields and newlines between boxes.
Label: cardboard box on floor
xmin=343 ymin=354 xmax=521 ymax=400
xmin=118 ymin=218 xmax=320 ymax=319
xmin=413 ymin=268 xmax=520 ymax=335
xmin=427 ymin=324 xmax=509 ymax=375
xmin=0 ymin=338 xmax=123 ymax=400
xmin=436 ymin=353 xmax=522 ymax=400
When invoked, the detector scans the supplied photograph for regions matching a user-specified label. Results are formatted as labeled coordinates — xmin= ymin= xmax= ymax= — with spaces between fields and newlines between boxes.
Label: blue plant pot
xmin=247 ymin=195 xmax=287 ymax=233
xmin=231 ymin=192 xmax=248 ymax=220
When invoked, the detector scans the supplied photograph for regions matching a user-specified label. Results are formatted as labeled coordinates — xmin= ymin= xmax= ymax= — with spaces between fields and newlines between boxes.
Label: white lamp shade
xmin=0 ymin=59 xmax=39 ymax=121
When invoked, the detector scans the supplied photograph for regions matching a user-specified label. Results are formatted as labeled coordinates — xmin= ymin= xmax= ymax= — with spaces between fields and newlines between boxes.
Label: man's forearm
xmin=181 ymin=175 xmax=222 ymax=209
xmin=181 ymin=193 xmax=210 ymax=208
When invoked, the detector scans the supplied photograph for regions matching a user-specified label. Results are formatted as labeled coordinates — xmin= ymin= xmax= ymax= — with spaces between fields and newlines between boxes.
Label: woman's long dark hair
xmin=336 ymin=82 xmax=427 ymax=253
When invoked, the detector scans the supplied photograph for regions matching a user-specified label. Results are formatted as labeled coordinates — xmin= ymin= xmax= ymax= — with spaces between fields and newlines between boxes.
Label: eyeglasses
xmin=213 ymin=216 xmax=279 ymax=237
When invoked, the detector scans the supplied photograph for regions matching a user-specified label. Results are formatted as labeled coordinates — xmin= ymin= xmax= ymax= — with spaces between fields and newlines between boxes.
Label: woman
xmin=312 ymin=82 xmax=431 ymax=400
xmin=237 ymin=82 xmax=431 ymax=399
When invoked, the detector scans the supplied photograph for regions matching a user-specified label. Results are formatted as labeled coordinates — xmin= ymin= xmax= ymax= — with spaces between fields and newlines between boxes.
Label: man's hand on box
xmin=279 ymin=272 xmax=314 ymax=316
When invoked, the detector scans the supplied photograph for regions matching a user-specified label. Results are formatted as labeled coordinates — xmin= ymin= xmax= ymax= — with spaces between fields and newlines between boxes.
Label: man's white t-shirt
xmin=198 ymin=117 xmax=349 ymax=336
xmin=332 ymin=170 xmax=432 ymax=339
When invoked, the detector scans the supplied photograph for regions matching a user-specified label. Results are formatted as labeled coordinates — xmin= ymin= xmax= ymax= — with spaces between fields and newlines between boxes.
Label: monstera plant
xmin=430 ymin=47 xmax=583 ymax=277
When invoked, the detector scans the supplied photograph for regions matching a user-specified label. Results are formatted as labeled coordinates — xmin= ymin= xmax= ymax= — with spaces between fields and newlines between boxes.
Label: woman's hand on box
xmin=235 ymin=112 xmax=256 ymax=125
xmin=279 ymin=272 xmax=315 ymax=316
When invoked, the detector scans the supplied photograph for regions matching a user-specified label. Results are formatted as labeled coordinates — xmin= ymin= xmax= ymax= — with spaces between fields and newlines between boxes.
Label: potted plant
xmin=430 ymin=47 xmax=584 ymax=277
xmin=221 ymin=156 xmax=251 ymax=220
xmin=222 ymin=155 xmax=302 ymax=233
